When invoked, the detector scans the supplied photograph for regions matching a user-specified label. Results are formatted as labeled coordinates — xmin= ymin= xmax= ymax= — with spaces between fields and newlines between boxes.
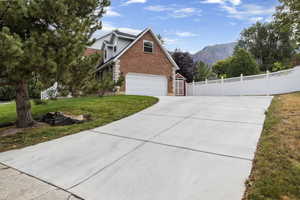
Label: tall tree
xmin=172 ymin=49 xmax=194 ymax=82
xmin=237 ymin=22 xmax=295 ymax=71
xmin=228 ymin=48 xmax=260 ymax=77
xmin=275 ymin=0 xmax=300 ymax=45
xmin=212 ymin=48 xmax=259 ymax=78
xmin=193 ymin=61 xmax=216 ymax=82
xmin=0 ymin=0 xmax=110 ymax=128
xmin=212 ymin=58 xmax=232 ymax=78
xmin=62 ymin=53 xmax=101 ymax=97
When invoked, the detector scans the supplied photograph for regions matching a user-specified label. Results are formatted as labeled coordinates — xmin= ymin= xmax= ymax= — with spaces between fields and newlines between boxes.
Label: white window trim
xmin=143 ymin=40 xmax=154 ymax=53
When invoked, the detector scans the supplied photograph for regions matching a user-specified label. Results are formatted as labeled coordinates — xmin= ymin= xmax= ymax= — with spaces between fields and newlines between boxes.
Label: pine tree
xmin=0 ymin=0 xmax=110 ymax=128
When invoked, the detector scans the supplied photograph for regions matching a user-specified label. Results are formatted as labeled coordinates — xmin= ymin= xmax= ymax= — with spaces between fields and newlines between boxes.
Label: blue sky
xmin=97 ymin=0 xmax=280 ymax=53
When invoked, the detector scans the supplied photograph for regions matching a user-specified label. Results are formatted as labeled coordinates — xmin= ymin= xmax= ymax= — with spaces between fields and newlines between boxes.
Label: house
xmin=86 ymin=28 xmax=180 ymax=96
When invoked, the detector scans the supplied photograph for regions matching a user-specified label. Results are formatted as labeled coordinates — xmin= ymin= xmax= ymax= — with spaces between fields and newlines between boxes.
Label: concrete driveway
xmin=0 ymin=96 xmax=273 ymax=200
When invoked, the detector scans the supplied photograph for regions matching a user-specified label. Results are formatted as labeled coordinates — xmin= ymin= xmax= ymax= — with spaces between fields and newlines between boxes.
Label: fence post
xmin=192 ymin=81 xmax=195 ymax=96
xmin=266 ymin=70 xmax=270 ymax=96
xmin=205 ymin=78 xmax=208 ymax=85
xmin=221 ymin=76 xmax=224 ymax=96
xmin=240 ymin=74 xmax=243 ymax=96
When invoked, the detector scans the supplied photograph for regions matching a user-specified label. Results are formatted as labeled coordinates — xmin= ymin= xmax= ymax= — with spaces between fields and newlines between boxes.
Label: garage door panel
xmin=126 ymin=73 xmax=167 ymax=96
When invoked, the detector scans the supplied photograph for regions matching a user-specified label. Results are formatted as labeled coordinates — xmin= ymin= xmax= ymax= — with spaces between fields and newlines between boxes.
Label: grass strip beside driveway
xmin=244 ymin=92 xmax=300 ymax=200
xmin=0 ymin=95 xmax=158 ymax=152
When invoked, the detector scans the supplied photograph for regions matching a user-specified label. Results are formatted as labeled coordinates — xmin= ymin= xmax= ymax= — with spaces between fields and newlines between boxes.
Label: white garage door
xmin=126 ymin=73 xmax=168 ymax=96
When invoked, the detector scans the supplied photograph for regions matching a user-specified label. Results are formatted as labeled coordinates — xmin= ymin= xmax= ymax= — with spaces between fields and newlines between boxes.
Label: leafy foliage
xmin=291 ymin=53 xmax=300 ymax=66
xmin=0 ymin=77 xmax=43 ymax=101
xmin=172 ymin=49 xmax=194 ymax=82
xmin=212 ymin=58 xmax=232 ymax=78
xmin=0 ymin=0 xmax=110 ymax=127
xmin=228 ymin=48 xmax=260 ymax=77
xmin=212 ymin=48 xmax=259 ymax=78
xmin=62 ymin=53 xmax=101 ymax=97
xmin=275 ymin=0 xmax=300 ymax=46
xmin=84 ymin=72 xmax=124 ymax=97
xmin=237 ymin=22 xmax=296 ymax=71
xmin=271 ymin=62 xmax=290 ymax=72
xmin=193 ymin=61 xmax=216 ymax=81
xmin=0 ymin=86 xmax=15 ymax=101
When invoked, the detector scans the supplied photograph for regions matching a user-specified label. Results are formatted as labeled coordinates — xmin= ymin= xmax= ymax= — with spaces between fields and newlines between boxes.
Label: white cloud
xmin=221 ymin=4 xmax=276 ymax=22
xmin=123 ymin=0 xmax=147 ymax=5
xmin=96 ymin=22 xmax=141 ymax=36
xmin=248 ymin=17 xmax=263 ymax=23
xmin=201 ymin=0 xmax=241 ymax=6
xmin=105 ymin=7 xmax=121 ymax=17
xmin=175 ymin=31 xmax=199 ymax=37
xmin=145 ymin=5 xmax=172 ymax=12
xmin=164 ymin=38 xmax=179 ymax=45
xmin=202 ymin=0 xmax=276 ymax=23
xmin=174 ymin=8 xmax=196 ymax=13
xmin=145 ymin=5 xmax=201 ymax=19
xmin=118 ymin=27 xmax=142 ymax=35
xmin=171 ymin=8 xmax=200 ymax=18
xmin=201 ymin=0 xmax=226 ymax=4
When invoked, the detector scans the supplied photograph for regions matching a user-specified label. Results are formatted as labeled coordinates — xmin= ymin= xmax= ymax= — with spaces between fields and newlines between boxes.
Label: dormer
xmin=90 ymin=30 xmax=137 ymax=63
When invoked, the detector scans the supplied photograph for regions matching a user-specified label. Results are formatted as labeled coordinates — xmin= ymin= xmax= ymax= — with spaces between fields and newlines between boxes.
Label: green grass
xmin=0 ymin=95 xmax=158 ymax=152
xmin=243 ymin=92 xmax=300 ymax=200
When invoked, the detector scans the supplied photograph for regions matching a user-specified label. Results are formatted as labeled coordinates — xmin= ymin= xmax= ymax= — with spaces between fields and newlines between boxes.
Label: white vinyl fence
xmin=187 ymin=66 xmax=300 ymax=96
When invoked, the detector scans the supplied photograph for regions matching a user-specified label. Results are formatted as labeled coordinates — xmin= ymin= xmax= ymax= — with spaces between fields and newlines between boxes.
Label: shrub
xmin=0 ymin=86 xmax=15 ymax=101
xmin=83 ymin=72 xmax=124 ymax=97
xmin=271 ymin=62 xmax=291 ymax=72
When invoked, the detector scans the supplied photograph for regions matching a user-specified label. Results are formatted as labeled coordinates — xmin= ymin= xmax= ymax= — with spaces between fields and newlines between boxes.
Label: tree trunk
xmin=15 ymin=81 xmax=34 ymax=128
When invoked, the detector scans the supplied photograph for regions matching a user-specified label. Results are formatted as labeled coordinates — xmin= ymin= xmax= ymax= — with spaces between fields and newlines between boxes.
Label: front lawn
xmin=243 ymin=92 xmax=300 ymax=200
xmin=0 ymin=95 xmax=158 ymax=152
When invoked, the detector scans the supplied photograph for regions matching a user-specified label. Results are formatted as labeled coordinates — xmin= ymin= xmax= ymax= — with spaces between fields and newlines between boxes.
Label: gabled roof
xmin=176 ymin=73 xmax=186 ymax=80
xmin=114 ymin=30 xmax=137 ymax=39
xmin=96 ymin=28 xmax=179 ymax=72
xmin=94 ymin=30 xmax=137 ymax=43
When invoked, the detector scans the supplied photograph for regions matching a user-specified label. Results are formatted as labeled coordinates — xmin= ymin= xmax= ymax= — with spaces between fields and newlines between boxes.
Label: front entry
xmin=175 ymin=73 xmax=186 ymax=96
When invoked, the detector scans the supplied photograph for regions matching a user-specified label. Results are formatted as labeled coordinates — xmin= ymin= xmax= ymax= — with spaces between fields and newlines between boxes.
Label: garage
xmin=126 ymin=73 xmax=168 ymax=96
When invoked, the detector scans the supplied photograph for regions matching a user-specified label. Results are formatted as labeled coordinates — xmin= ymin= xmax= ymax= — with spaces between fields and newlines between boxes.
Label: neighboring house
xmin=86 ymin=28 xmax=179 ymax=96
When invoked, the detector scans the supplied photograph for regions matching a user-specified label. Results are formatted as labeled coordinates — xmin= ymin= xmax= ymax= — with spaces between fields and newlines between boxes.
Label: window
xmin=143 ymin=40 xmax=154 ymax=53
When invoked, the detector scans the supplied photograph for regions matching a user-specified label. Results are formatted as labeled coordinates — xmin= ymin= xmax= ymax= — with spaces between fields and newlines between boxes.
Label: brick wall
xmin=84 ymin=48 xmax=102 ymax=56
xmin=119 ymin=31 xmax=175 ymax=95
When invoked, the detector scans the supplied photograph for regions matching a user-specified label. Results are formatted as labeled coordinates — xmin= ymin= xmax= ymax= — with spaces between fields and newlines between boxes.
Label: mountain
xmin=192 ymin=42 xmax=237 ymax=66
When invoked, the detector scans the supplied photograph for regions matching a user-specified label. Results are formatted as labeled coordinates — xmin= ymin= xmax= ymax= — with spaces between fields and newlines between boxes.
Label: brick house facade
xmin=87 ymin=28 xmax=179 ymax=96
xmin=118 ymin=32 xmax=175 ymax=94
